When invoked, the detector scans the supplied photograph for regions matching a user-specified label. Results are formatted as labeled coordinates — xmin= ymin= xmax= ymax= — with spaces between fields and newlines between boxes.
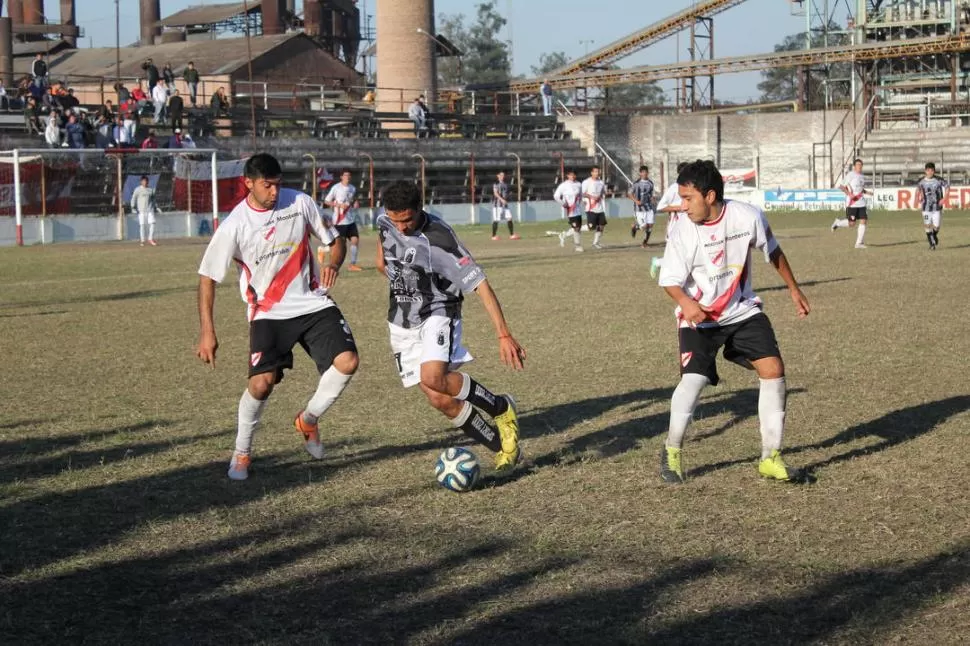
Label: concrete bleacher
xmin=858 ymin=128 xmax=970 ymax=186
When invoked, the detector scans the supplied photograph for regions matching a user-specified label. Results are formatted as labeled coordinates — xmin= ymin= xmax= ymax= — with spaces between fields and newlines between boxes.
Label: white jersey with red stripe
xmin=581 ymin=177 xmax=606 ymax=213
xmin=554 ymin=180 xmax=583 ymax=216
xmin=198 ymin=188 xmax=339 ymax=322
xmin=658 ymin=199 xmax=778 ymax=329
xmin=842 ymin=170 xmax=866 ymax=208
xmin=325 ymin=182 xmax=357 ymax=225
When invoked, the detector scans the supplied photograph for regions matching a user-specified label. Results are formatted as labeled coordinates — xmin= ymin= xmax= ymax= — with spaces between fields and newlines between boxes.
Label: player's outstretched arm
xmin=196 ymin=277 xmax=219 ymax=368
xmin=320 ymin=237 xmax=345 ymax=289
xmin=475 ymin=279 xmax=526 ymax=370
xmin=769 ymin=247 xmax=810 ymax=319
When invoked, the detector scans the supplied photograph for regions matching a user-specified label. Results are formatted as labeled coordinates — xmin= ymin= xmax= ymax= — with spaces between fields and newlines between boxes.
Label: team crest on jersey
xmin=437 ymin=330 xmax=446 ymax=346
xmin=250 ymin=352 xmax=263 ymax=367
xmin=680 ymin=352 xmax=693 ymax=367
xmin=709 ymin=249 xmax=725 ymax=266
xmin=404 ymin=247 xmax=417 ymax=264
xmin=263 ymin=226 xmax=276 ymax=241
xmin=457 ymin=256 xmax=472 ymax=267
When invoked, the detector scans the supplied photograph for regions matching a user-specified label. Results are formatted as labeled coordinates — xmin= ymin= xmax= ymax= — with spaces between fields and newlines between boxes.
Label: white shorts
xmin=138 ymin=210 xmax=156 ymax=225
xmin=922 ymin=211 xmax=941 ymax=228
xmin=492 ymin=206 xmax=512 ymax=222
xmin=635 ymin=209 xmax=655 ymax=227
xmin=388 ymin=315 xmax=473 ymax=388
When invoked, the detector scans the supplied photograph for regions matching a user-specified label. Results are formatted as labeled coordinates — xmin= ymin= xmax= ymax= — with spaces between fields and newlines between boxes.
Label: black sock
xmin=457 ymin=373 xmax=509 ymax=417
xmin=492 ymin=222 xmax=498 ymax=236
xmin=644 ymin=228 xmax=652 ymax=244
xmin=453 ymin=403 xmax=502 ymax=452
xmin=927 ymin=231 xmax=934 ymax=246
xmin=933 ymin=230 xmax=940 ymax=245
xmin=507 ymin=221 xmax=514 ymax=236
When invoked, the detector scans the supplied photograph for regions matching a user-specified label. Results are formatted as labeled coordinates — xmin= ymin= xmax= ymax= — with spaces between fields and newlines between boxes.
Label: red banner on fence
xmin=172 ymin=157 xmax=248 ymax=214
xmin=0 ymin=156 xmax=76 ymax=216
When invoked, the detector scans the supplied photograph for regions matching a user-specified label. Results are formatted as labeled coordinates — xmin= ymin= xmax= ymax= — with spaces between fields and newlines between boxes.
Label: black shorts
xmin=335 ymin=223 xmax=360 ymax=239
xmin=568 ymin=215 xmax=583 ymax=229
xmin=678 ymin=312 xmax=781 ymax=386
xmin=249 ymin=307 xmax=357 ymax=382
xmin=846 ymin=207 xmax=868 ymax=221
xmin=587 ymin=212 xmax=607 ymax=228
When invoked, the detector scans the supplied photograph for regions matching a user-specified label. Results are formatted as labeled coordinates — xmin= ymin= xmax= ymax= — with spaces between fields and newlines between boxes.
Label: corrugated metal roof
xmin=13 ymin=33 xmax=299 ymax=78
xmin=158 ymin=1 xmax=263 ymax=28
xmin=13 ymin=39 xmax=72 ymax=57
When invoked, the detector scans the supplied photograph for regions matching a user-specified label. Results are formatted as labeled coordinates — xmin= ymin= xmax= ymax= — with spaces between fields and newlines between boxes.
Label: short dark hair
xmin=639 ymin=165 xmax=648 ymax=173
xmin=340 ymin=168 xmax=352 ymax=176
xmin=677 ymin=159 xmax=724 ymax=203
xmin=853 ymin=158 xmax=863 ymax=165
xmin=382 ymin=181 xmax=422 ymax=211
xmin=925 ymin=162 xmax=936 ymax=170
xmin=676 ymin=161 xmax=689 ymax=173
xmin=566 ymin=169 xmax=576 ymax=176
xmin=245 ymin=153 xmax=283 ymax=180
xmin=140 ymin=175 xmax=149 ymax=181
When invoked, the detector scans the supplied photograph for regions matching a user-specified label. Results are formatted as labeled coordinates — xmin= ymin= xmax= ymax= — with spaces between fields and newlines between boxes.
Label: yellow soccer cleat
xmin=758 ymin=450 xmax=793 ymax=481
xmin=660 ymin=446 xmax=685 ymax=483
xmin=493 ymin=395 xmax=520 ymax=472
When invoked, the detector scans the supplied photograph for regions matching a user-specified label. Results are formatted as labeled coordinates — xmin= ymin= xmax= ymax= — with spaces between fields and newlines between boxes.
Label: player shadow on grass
xmin=450 ymin=542 xmax=970 ymax=645
xmin=0 ymin=419 xmax=173 ymax=459
xmin=759 ymin=277 xmax=851 ymax=292
xmin=0 ymin=309 xmax=69 ymax=318
xmin=865 ymin=240 xmax=920 ymax=248
xmin=0 ymin=285 xmax=196 ymax=310
xmin=689 ymin=395 xmax=970 ymax=479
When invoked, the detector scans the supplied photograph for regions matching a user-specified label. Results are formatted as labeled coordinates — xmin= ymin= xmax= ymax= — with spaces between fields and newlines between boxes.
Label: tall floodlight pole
xmin=115 ymin=0 xmax=121 ymax=89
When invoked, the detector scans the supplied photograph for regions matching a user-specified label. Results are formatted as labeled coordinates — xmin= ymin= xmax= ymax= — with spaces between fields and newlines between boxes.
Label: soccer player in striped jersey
xmin=832 ymin=159 xmax=872 ymax=249
xmin=657 ymin=160 xmax=810 ymax=484
xmin=628 ymin=165 xmax=656 ymax=248
xmin=651 ymin=161 xmax=689 ymax=278
xmin=582 ymin=167 xmax=608 ymax=249
xmin=196 ymin=154 xmax=359 ymax=481
xmin=915 ymin=162 xmax=946 ymax=250
xmin=376 ymin=181 xmax=526 ymax=473
xmin=554 ymin=169 xmax=584 ymax=252
xmin=491 ymin=170 xmax=520 ymax=240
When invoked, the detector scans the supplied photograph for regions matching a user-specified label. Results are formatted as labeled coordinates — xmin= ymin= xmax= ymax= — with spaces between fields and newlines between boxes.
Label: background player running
xmin=832 ymin=159 xmax=872 ymax=249
xmin=651 ymin=161 xmax=689 ymax=277
xmin=554 ymin=169 xmax=584 ymax=252
xmin=321 ymin=169 xmax=363 ymax=271
xmin=376 ymin=181 xmax=525 ymax=473
xmin=196 ymin=153 xmax=359 ymax=481
xmin=657 ymin=159 xmax=810 ymax=484
xmin=628 ymin=165 xmax=656 ymax=249
xmin=915 ymin=162 xmax=946 ymax=250
xmin=582 ymin=167 xmax=608 ymax=249
xmin=491 ymin=170 xmax=520 ymax=241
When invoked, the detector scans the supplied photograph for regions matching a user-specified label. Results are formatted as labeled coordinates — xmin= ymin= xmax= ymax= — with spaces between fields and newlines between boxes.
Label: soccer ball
xmin=435 ymin=447 xmax=481 ymax=493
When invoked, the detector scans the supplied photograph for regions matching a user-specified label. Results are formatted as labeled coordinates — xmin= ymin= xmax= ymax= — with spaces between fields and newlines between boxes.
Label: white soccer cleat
xmin=831 ymin=219 xmax=838 ymax=232
xmin=592 ymin=242 xmax=604 ymax=250
xmin=228 ymin=452 xmax=251 ymax=480
xmin=558 ymin=231 xmax=567 ymax=247
xmin=574 ymin=246 xmax=584 ymax=253
xmin=854 ymin=243 xmax=867 ymax=249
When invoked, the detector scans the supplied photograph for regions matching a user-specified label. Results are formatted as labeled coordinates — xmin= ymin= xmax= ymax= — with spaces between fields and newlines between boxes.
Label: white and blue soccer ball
xmin=435 ymin=447 xmax=481 ymax=493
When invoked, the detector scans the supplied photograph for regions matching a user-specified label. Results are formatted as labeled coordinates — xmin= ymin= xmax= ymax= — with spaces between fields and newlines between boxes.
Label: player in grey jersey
xmin=628 ymin=165 xmax=656 ymax=248
xmin=915 ymin=162 xmax=946 ymax=250
xmin=376 ymin=181 xmax=526 ymax=473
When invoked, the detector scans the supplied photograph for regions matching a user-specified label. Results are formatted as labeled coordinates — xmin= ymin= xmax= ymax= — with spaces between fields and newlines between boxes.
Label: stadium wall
xmin=562 ymin=110 xmax=847 ymax=189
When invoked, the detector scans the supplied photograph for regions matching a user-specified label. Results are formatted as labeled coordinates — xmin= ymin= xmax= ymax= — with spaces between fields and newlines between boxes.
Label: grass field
xmin=1 ymin=210 xmax=969 ymax=645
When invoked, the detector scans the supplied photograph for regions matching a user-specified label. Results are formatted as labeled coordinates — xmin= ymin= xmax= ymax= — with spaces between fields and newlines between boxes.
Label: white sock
xmin=665 ymin=373 xmax=709 ymax=449
xmin=593 ymin=231 xmax=602 ymax=245
xmin=302 ymin=365 xmax=354 ymax=425
xmin=855 ymin=223 xmax=867 ymax=245
xmin=572 ymin=229 xmax=581 ymax=245
xmin=350 ymin=244 xmax=359 ymax=265
xmin=139 ymin=222 xmax=146 ymax=242
xmin=833 ymin=218 xmax=849 ymax=228
xmin=758 ymin=377 xmax=786 ymax=459
xmin=148 ymin=222 xmax=155 ymax=242
xmin=236 ymin=389 xmax=268 ymax=454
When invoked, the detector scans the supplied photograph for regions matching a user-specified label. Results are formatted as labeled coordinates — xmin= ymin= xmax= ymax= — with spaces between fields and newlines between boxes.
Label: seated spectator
xmin=164 ymin=128 xmax=184 ymax=149
xmin=23 ymin=97 xmax=41 ymax=134
xmin=114 ymin=82 xmax=130 ymax=105
xmin=44 ymin=111 xmax=60 ymax=147
xmin=61 ymin=89 xmax=80 ymax=112
xmin=66 ymin=114 xmax=86 ymax=148
xmin=210 ymin=86 xmax=229 ymax=117
xmin=408 ymin=97 xmax=425 ymax=135
xmin=98 ymin=99 xmax=115 ymax=121
xmin=141 ymin=128 xmax=159 ymax=149
xmin=131 ymin=84 xmax=149 ymax=108
xmin=180 ymin=132 xmax=196 ymax=149
xmin=28 ymin=78 xmax=43 ymax=102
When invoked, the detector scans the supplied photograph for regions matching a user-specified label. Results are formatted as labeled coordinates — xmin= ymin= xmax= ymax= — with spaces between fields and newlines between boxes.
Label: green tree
xmin=758 ymin=26 xmax=852 ymax=109
xmin=438 ymin=2 xmax=511 ymax=86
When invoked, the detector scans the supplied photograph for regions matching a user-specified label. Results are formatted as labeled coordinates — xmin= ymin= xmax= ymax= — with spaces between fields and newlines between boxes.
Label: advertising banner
xmin=763 ymin=189 xmax=846 ymax=211
xmin=873 ymin=186 xmax=970 ymax=210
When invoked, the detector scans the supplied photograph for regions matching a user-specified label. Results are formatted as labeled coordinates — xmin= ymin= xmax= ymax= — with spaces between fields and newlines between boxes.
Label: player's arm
xmin=322 ymin=187 xmax=337 ymax=209
xmin=769 ymin=247 xmax=810 ymax=319
xmin=376 ymin=237 xmax=386 ymax=275
xmin=662 ymin=285 xmax=709 ymax=327
xmin=474 ymin=279 xmax=526 ymax=370
xmin=196 ymin=277 xmax=219 ymax=367
xmin=305 ymin=195 xmax=344 ymax=288
xmin=914 ymin=185 xmax=923 ymax=210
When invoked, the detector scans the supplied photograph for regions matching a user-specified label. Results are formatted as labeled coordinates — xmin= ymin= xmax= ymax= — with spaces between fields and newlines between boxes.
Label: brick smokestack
xmin=376 ymin=0 xmax=437 ymax=114
xmin=261 ymin=0 xmax=283 ymax=35
xmin=59 ymin=0 xmax=75 ymax=47
xmin=8 ymin=0 xmax=23 ymax=26
xmin=140 ymin=0 xmax=160 ymax=46
xmin=23 ymin=0 xmax=42 ymax=25
xmin=304 ymin=0 xmax=321 ymax=37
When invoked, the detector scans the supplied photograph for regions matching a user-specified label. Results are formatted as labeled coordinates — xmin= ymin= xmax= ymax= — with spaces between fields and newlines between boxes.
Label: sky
xmin=54 ymin=0 xmax=829 ymax=102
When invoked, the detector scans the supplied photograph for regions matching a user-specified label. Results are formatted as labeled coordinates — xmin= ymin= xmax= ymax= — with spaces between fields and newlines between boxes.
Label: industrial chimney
xmin=376 ymin=0 xmax=437 ymax=114
xmin=262 ymin=0 xmax=283 ymax=35
xmin=139 ymin=0 xmax=160 ymax=46
xmin=23 ymin=0 xmax=42 ymax=25
xmin=304 ymin=0 xmax=321 ymax=37
xmin=59 ymin=0 xmax=75 ymax=47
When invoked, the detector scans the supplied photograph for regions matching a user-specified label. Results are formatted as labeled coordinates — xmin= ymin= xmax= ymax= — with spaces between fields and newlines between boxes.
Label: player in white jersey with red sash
xmin=657 ymin=160 xmax=811 ymax=484
xmin=321 ymin=169 xmax=363 ymax=271
xmin=832 ymin=158 xmax=872 ymax=248
xmin=196 ymin=154 xmax=359 ymax=481
xmin=553 ymin=169 xmax=584 ymax=252
xmin=582 ymin=167 xmax=608 ymax=249
xmin=651 ymin=161 xmax=689 ymax=278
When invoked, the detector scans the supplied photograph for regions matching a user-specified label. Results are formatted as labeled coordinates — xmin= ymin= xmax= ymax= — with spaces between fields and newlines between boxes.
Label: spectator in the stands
xmin=141 ymin=128 xmax=159 ymax=149
xmin=95 ymin=113 xmax=113 ymax=148
xmin=27 ymin=77 xmax=43 ymax=102
xmin=62 ymin=88 xmax=79 ymax=112
xmin=98 ymin=99 xmax=115 ymax=121
xmin=130 ymin=82 xmax=149 ymax=111
xmin=112 ymin=115 xmax=131 ymax=146
xmin=44 ymin=111 xmax=60 ymax=147
xmin=183 ymin=61 xmax=200 ymax=106
xmin=408 ymin=97 xmax=425 ymax=135
xmin=151 ymin=79 xmax=168 ymax=124
xmin=210 ymin=86 xmax=229 ymax=117
xmin=162 ymin=63 xmax=175 ymax=91
xmin=24 ymin=97 xmax=42 ymax=134
xmin=66 ymin=114 xmax=86 ymax=148
xmin=32 ymin=54 xmax=48 ymax=87
xmin=0 ymin=80 xmax=7 ymax=110
xmin=142 ymin=58 xmax=160 ymax=89
xmin=114 ymin=81 xmax=130 ymax=106
xmin=164 ymin=128 xmax=184 ymax=149
xmin=540 ymin=80 xmax=553 ymax=116
xmin=168 ymin=89 xmax=184 ymax=131
xmin=123 ymin=111 xmax=137 ymax=142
